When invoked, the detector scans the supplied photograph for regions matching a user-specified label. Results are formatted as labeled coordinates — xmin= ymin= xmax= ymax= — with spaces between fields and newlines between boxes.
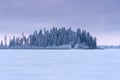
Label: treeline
xmin=0 ymin=27 xmax=97 ymax=49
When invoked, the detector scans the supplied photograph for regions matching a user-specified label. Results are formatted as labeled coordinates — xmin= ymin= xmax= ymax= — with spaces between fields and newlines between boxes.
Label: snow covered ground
xmin=0 ymin=49 xmax=120 ymax=80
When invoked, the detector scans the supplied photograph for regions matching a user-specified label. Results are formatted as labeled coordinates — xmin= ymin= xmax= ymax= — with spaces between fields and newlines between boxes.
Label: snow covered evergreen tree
xmin=8 ymin=27 xmax=97 ymax=49
xmin=0 ymin=40 xmax=3 ymax=47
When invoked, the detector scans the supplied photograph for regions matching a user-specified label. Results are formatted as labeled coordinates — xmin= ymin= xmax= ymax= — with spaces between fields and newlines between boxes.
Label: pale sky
xmin=0 ymin=0 xmax=120 ymax=45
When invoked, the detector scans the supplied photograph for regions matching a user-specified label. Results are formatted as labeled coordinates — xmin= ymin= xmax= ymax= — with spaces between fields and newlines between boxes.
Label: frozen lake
xmin=0 ymin=49 xmax=120 ymax=80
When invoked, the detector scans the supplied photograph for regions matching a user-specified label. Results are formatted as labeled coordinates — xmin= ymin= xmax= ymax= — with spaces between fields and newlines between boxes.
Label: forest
xmin=0 ymin=27 xmax=97 ymax=49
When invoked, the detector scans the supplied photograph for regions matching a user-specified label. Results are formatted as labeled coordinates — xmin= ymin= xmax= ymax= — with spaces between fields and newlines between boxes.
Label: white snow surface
xmin=0 ymin=49 xmax=120 ymax=80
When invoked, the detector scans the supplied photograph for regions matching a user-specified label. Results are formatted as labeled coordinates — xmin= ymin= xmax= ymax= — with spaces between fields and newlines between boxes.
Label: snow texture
xmin=0 ymin=49 xmax=120 ymax=80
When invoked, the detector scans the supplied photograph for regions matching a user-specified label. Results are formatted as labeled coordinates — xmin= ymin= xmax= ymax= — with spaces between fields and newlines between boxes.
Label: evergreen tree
xmin=4 ymin=36 xmax=7 ymax=46
xmin=7 ymin=27 xmax=97 ymax=49
xmin=76 ymin=28 xmax=82 ymax=44
xmin=0 ymin=40 xmax=3 ymax=47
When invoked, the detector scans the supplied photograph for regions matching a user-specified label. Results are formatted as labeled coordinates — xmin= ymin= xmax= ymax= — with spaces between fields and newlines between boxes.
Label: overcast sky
xmin=0 ymin=0 xmax=120 ymax=45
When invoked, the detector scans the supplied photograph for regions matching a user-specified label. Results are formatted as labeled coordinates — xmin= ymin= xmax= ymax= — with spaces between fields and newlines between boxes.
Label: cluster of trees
xmin=0 ymin=27 xmax=97 ymax=49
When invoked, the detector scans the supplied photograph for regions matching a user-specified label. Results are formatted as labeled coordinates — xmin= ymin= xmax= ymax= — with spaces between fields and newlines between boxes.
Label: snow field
xmin=0 ymin=49 xmax=120 ymax=80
